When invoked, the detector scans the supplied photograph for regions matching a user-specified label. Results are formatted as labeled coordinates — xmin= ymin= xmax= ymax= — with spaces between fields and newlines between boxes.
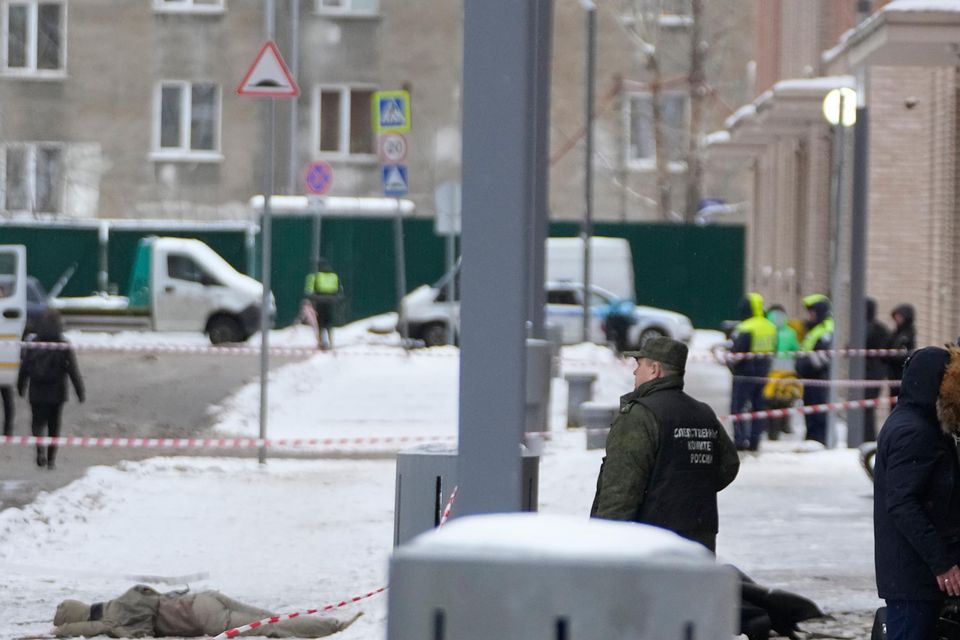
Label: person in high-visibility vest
xmin=304 ymin=258 xmax=343 ymax=350
xmin=796 ymin=294 xmax=834 ymax=445
xmin=728 ymin=292 xmax=777 ymax=451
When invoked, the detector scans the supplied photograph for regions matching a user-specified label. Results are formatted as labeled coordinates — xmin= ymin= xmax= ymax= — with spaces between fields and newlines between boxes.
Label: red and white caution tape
xmin=439 ymin=485 xmax=458 ymax=528
xmin=711 ymin=347 xmax=907 ymax=363
xmin=721 ymin=395 xmax=897 ymax=424
xmin=210 ymin=587 xmax=386 ymax=640
xmin=0 ymin=434 xmax=456 ymax=450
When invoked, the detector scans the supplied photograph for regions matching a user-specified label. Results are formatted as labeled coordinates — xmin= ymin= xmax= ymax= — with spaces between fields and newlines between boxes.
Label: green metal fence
xmin=2 ymin=219 xmax=743 ymax=331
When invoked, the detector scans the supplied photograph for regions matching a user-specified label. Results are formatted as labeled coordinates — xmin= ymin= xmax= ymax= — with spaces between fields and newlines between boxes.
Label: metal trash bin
xmin=388 ymin=513 xmax=738 ymax=640
xmin=581 ymin=401 xmax=616 ymax=450
xmin=564 ymin=372 xmax=597 ymax=428
xmin=394 ymin=444 xmax=540 ymax=547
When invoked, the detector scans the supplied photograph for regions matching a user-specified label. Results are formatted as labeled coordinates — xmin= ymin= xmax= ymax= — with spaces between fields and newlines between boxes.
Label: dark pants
xmin=731 ymin=381 xmax=766 ymax=451
xmin=309 ymin=296 xmax=336 ymax=349
xmin=884 ymin=599 xmax=942 ymax=640
xmin=1 ymin=385 xmax=13 ymax=436
xmin=31 ymin=402 xmax=63 ymax=467
xmin=803 ymin=385 xmax=828 ymax=445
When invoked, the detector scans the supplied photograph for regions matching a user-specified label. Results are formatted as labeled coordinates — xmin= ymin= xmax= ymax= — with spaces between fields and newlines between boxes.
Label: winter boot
xmin=35 ymin=446 xmax=46 ymax=467
xmin=46 ymin=446 xmax=56 ymax=470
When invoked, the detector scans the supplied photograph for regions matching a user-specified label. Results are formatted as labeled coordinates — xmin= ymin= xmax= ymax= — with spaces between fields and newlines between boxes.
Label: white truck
xmin=0 ymin=245 xmax=28 ymax=385
xmin=52 ymin=237 xmax=270 ymax=344
xmin=401 ymin=237 xmax=640 ymax=347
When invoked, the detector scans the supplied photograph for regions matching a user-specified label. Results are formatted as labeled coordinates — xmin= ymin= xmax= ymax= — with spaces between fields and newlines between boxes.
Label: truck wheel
xmin=422 ymin=322 xmax=449 ymax=348
xmin=637 ymin=327 xmax=667 ymax=347
xmin=208 ymin=316 xmax=244 ymax=345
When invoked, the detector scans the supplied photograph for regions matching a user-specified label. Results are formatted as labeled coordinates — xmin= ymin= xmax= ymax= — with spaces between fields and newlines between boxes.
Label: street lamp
xmin=580 ymin=0 xmax=596 ymax=344
xmin=822 ymin=86 xmax=857 ymax=448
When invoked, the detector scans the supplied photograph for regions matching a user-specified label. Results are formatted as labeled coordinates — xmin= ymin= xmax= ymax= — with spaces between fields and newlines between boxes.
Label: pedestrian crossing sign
xmin=372 ymin=90 xmax=411 ymax=133
xmin=382 ymin=164 xmax=409 ymax=197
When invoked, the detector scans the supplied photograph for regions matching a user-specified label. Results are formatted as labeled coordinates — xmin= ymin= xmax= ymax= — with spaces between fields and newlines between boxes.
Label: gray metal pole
xmin=446 ymin=231 xmax=456 ymax=345
xmin=394 ymin=201 xmax=408 ymax=344
xmin=847 ymin=73 xmax=870 ymax=447
xmin=97 ymin=221 xmax=109 ymax=293
xmin=459 ymin=0 xmax=548 ymax=516
xmin=527 ymin=0 xmax=553 ymax=339
xmin=581 ymin=2 xmax=596 ymax=344
xmin=311 ymin=214 xmax=323 ymax=272
xmin=258 ymin=98 xmax=276 ymax=465
xmin=287 ymin=0 xmax=300 ymax=195
xmin=827 ymin=95 xmax=847 ymax=450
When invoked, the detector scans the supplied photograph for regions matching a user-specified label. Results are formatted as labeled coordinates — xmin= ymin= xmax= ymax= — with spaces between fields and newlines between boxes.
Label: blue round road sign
xmin=304 ymin=161 xmax=334 ymax=195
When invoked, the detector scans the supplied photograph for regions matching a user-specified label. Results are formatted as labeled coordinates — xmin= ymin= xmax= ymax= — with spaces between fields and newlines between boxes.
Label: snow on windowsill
xmin=149 ymin=150 xmax=225 ymax=164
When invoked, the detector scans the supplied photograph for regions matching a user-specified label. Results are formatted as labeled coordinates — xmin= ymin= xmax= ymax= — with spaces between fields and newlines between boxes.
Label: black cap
xmin=623 ymin=336 xmax=688 ymax=371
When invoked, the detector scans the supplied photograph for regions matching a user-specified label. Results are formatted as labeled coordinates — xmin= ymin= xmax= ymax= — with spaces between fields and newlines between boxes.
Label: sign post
xmin=237 ymin=40 xmax=300 ymax=465
xmin=373 ymin=90 xmax=412 ymax=344
xmin=304 ymin=161 xmax=333 ymax=271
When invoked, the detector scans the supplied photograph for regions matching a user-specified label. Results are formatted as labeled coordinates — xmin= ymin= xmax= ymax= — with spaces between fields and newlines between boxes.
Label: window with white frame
xmin=314 ymin=86 xmax=375 ymax=158
xmin=153 ymin=0 xmax=225 ymax=14
xmin=315 ymin=0 xmax=380 ymax=17
xmin=1 ymin=143 xmax=63 ymax=213
xmin=2 ymin=0 xmax=65 ymax=75
xmin=627 ymin=91 xmax=688 ymax=168
xmin=154 ymin=81 xmax=221 ymax=159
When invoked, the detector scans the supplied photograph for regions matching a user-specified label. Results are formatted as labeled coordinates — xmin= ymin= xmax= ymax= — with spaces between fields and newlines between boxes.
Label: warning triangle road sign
xmin=236 ymin=40 xmax=300 ymax=98
xmin=382 ymin=164 xmax=409 ymax=197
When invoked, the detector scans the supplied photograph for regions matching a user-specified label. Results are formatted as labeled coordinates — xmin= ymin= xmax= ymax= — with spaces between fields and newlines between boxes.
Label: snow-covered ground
xmin=0 ymin=327 xmax=881 ymax=638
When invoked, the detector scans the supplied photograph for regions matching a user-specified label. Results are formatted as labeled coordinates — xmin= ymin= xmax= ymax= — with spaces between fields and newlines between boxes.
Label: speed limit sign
xmin=379 ymin=133 xmax=408 ymax=163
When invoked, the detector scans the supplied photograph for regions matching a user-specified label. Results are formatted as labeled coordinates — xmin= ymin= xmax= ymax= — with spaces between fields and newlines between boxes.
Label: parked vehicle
xmin=52 ymin=237 xmax=271 ymax=344
xmin=546 ymin=281 xmax=693 ymax=348
xmin=400 ymin=236 xmax=692 ymax=348
xmin=0 ymin=245 xmax=27 ymax=385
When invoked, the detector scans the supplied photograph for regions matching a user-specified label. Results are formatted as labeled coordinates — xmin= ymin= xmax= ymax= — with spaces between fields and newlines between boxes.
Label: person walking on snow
xmin=17 ymin=309 xmax=84 ymax=469
xmin=591 ymin=337 xmax=740 ymax=552
xmin=887 ymin=303 xmax=917 ymax=384
xmin=762 ymin=304 xmax=802 ymax=441
xmin=795 ymin=294 xmax=833 ymax=445
xmin=874 ymin=346 xmax=960 ymax=640
xmin=864 ymin=297 xmax=892 ymax=442
xmin=303 ymin=257 xmax=343 ymax=350
xmin=728 ymin=292 xmax=777 ymax=451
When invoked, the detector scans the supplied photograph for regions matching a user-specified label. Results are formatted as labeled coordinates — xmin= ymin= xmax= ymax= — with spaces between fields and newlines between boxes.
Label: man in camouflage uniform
xmin=590 ymin=337 xmax=740 ymax=552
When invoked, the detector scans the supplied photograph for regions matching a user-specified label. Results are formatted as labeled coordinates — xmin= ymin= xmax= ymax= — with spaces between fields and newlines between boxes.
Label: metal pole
xmin=311 ymin=214 xmax=323 ymax=272
xmin=287 ymin=0 xmax=300 ymax=195
xmin=258 ymin=98 xmax=276 ymax=465
xmin=527 ymin=0 xmax=552 ymax=339
xmin=827 ymin=94 xmax=846 ymax=450
xmin=394 ymin=200 xmax=408 ymax=344
xmin=446 ymin=230 xmax=456 ymax=345
xmin=581 ymin=1 xmax=596 ymax=344
xmin=847 ymin=70 xmax=870 ymax=447
xmin=98 ymin=221 xmax=109 ymax=293
xmin=459 ymin=0 xmax=547 ymax=517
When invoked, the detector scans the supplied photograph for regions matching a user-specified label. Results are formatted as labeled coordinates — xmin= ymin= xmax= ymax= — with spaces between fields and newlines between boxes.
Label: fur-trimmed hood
xmin=937 ymin=346 xmax=960 ymax=435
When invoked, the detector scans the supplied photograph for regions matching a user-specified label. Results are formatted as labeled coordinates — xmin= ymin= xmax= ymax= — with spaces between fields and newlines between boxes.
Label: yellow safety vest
xmin=305 ymin=271 xmax=340 ymax=295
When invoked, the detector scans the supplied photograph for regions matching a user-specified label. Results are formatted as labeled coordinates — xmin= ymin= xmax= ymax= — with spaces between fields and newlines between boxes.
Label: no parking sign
xmin=304 ymin=161 xmax=333 ymax=195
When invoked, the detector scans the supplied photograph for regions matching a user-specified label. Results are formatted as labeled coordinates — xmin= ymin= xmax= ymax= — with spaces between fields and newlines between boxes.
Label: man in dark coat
xmin=17 ymin=309 xmax=84 ymax=469
xmin=887 ymin=303 xmax=917 ymax=383
xmin=874 ymin=345 xmax=960 ymax=639
xmin=864 ymin=297 xmax=892 ymax=442
xmin=590 ymin=337 xmax=740 ymax=552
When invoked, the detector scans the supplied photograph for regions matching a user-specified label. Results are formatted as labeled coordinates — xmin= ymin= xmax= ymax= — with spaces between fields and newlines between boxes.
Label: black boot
xmin=46 ymin=446 xmax=56 ymax=470
xmin=35 ymin=446 xmax=46 ymax=467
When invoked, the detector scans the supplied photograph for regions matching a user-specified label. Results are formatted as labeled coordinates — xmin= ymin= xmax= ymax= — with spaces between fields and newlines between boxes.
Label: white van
xmin=0 ymin=245 xmax=28 ymax=385
xmin=401 ymin=237 xmax=635 ymax=346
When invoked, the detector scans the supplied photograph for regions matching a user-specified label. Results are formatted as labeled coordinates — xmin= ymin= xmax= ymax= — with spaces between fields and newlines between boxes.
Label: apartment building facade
xmin=0 ymin=0 xmax=756 ymax=227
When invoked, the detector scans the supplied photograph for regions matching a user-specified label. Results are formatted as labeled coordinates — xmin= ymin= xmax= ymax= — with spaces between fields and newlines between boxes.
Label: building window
xmin=2 ymin=1 xmax=65 ymax=76
xmin=627 ymin=91 xmax=688 ymax=169
xmin=153 ymin=81 xmax=222 ymax=161
xmin=153 ymin=0 xmax=225 ymax=13
xmin=315 ymin=0 xmax=380 ymax=17
xmin=1 ymin=143 xmax=63 ymax=213
xmin=313 ymin=85 xmax=376 ymax=159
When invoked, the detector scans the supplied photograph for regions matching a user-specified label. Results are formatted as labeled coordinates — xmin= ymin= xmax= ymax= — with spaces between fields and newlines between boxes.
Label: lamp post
xmin=580 ymin=0 xmax=596 ymax=344
xmin=822 ymin=86 xmax=856 ymax=448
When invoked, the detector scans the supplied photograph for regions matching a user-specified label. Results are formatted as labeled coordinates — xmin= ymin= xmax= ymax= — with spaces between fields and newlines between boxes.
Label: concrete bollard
xmin=394 ymin=444 xmax=540 ymax=547
xmin=526 ymin=338 xmax=552 ymax=434
xmin=564 ymin=372 xmax=597 ymax=428
xmin=545 ymin=322 xmax=563 ymax=378
xmin=388 ymin=513 xmax=739 ymax=640
xmin=581 ymin=401 xmax=617 ymax=450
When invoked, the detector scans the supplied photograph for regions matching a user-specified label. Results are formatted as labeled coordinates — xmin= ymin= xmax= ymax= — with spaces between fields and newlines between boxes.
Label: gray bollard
xmin=581 ymin=401 xmax=617 ymax=450
xmin=388 ymin=513 xmax=739 ymax=640
xmin=564 ymin=372 xmax=597 ymax=428
xmin=394 ymin=444 xmax=540 ymax=547
xmin=526 ymin=338 xmax=552 ymax=434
